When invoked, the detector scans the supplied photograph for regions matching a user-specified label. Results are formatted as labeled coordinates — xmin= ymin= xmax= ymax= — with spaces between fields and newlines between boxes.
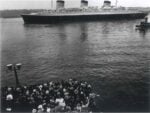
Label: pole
xmin=13 ymin=66 xmax=20 ymax=86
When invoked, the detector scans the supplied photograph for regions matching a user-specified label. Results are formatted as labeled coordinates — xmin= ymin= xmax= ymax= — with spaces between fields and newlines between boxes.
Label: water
xmin=1 ymin=18 xmax=150 ymax=112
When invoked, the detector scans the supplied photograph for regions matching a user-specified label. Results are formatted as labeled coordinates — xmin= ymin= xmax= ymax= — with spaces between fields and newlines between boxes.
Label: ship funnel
xmin=56 ymin=0 xmax=65 ymax=9
xmin=103 ymin=0 xmax=111 ymax=8
xmin=81 ymin=0 xmax=88 ymax=8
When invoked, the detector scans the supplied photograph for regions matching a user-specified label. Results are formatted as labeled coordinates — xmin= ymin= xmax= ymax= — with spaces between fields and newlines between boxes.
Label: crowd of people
xmin=2 ymin=79 xmax=97 ymax=112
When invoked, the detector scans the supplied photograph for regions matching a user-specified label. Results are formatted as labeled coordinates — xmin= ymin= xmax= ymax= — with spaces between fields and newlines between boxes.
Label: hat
xmin=57 ymin=92 xmax=61 ymax=95
xmin=45 ymin=90 xmax=49 ymax=94
xmin=50 ymin=99 xmax=55 ymax=103
xmin=46 ymin=107 xmax=51 ymax=113
xmin=44 ymin=83 xmax=47 ymax=86
xmin=88 ymin=84 xmax=91 ymax=88
xmin=26 ymin=90 xmax=30 ymax=95
xmin=80 ymin=91 xmax=84 ymax=95
xmin=16 ymin=87 xmax=21 ymax=91
xmin=6 ymin=94 xmax=13 ymax=100
xmin=74 ymin=89 xmax=78 ymax=94
xmin=75 ymin=81 xmax=78 ymax=84
xmin=81 ymin=83 xmax=84 ymax=86
xmin=70 ymin=87 xmax=74 ymax=90
xmin=89 ymin=93 xmax=96 ymax=98
xmin=7 ymin=87 xmax=12 ymax=92
xmin=33 ymin=89 xmax=36 ymax=92
xmin=32 ymin=108 xmax=37 ymax=113
xmin=63 ymin=88 xmax=67 ymax=92
xmin=39 ymin=85 xmax=43 ymax=89
xmin=49 ymin=81 xmax=53 ymax=86
xmin=64 ymin=92 xmax=69 ymax=96
xmin=6 ymin=107 xmax=12 ymax=111
xmin=69 ymin=78 xmax=72 ymax=81
xmin=38 ymin=104 xmax=43 ymax=109
xmin=24 ymin=86 xmax=27 ymax=89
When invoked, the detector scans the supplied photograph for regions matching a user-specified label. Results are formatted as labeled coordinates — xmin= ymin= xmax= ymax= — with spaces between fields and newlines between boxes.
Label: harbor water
xmin=1 ymin=18 xmax=150 ymax=112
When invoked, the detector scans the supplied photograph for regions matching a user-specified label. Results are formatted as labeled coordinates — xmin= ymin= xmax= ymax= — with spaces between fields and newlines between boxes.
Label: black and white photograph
xmin=0 ymin=0 xmax=150 ymax=112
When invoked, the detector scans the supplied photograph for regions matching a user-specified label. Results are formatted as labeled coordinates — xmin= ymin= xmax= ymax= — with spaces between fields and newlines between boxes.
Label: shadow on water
xmin=79 ymin=23 xmax=88 ymax=42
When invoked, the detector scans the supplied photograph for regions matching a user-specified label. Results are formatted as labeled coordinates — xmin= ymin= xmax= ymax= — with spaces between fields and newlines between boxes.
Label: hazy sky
xmin=0 ymin=0 xmax=150 ymax=10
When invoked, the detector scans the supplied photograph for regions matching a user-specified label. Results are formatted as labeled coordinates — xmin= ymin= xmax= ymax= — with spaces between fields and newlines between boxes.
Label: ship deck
xmin=30 ymin=10 xmax=146 ymax=16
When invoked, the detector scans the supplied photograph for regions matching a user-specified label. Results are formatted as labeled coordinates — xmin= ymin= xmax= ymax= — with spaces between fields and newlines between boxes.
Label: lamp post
xmin=6 ymin=63 xmax=22 ymax=86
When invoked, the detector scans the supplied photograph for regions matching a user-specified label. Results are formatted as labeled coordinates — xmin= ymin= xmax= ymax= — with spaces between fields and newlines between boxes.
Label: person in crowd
xmin=2 ymin=79 xmax=97 ymax=112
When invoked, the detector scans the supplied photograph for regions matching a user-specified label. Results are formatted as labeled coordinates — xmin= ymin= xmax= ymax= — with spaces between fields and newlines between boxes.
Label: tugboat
xmin=21 ymin=0 xmax=148 ymax=24
xmin=136 ymin=16 xmax=150 ymax=29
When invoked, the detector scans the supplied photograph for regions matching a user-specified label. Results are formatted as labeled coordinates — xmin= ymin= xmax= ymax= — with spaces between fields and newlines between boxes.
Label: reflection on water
xmin=1 ymin=18 xmax=150 ymax=112
xmin=137 ymin=28 xmax=150 ymax=38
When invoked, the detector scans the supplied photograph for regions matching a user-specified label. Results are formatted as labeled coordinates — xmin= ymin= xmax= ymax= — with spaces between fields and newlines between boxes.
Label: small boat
xmin=136 ymin=16 xmax=150 ymax=29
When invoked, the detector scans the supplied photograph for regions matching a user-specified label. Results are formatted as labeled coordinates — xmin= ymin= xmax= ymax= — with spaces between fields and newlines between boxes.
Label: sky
xmin=0 ymin=0 xmax=150 ymax=10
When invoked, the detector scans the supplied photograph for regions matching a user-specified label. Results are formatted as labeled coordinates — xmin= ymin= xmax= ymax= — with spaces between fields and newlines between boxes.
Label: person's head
xmin=75 ymin=80 xmax=78 ymax=85
xmin=47 ymin=103 xmax=50 ymax=107
xmin=7 ymin=87 xmax=12 ymax=92
xmin=70 ymin=87 xmax=74 ymax=91
xmin=59 ymin=85 xmax=63 ymax=89
xmin=26 ymin=90 xmax=30 ymax=95
xmin=69 ymin=78 xmax=72 ymax=81
xmin=6 ymin=94 xmax=13 ymax=101
xmin=39 ymin=85 xmax=43 ymax=89
xmin=32 ymin=108 xmax=37 ymax=113
xmin=38 ymin=104 xmax=43 ymax=110
xmin=64 ymin=92 xmax=69 ymax=97
xmin=81 ymin=83 xmax=84 ymax=87
xmin=64 ymin=95 xmax=69 ymax=100
xmin=74 ymin=89 xmax=78 ymax=95
xmin=45 ymin=90 xmax=49 ymax=95
xmin=77 ymin=103 xmax=81 ymax=107
xmin=16 ymin=87 xmax=21 ymax=92
xmin=63 ymin=88 xmax=67 ymax=92
xmin=88 ymin=84 xmax=91 ymax=88
xmin=24 ymin=86 xmax=27 ymax=89
xmin=43 ymin=83 xmax=48 ymax=87
xmin=6 ymin=107 xmax=12 ymax=112
xmin=84 ymin=81 xmax=87 ymax=85
xmin=89 ymin=93 xmax=95 ymax=98
xmin=32 ymin=89 xmax=37 ymax=95
xmin=80 ymin=91 xmax=84 ymax=95
xmin=65 ymin=106 xmax=71 ymax=111
xmin=49 ymin=81 xmax=53 ymax=86
xmin=46 ymin=107 xmax=51 ymax=113
xmin=42 ymin=99 xmax=46 ymax=103
xmin=57 ymin=92 xmax=61 ymax=97
xmin=50 ymin=98 xmax=55 ymax=103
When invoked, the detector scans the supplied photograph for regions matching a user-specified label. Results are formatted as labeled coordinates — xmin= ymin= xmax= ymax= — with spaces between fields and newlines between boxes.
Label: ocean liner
xmin=21 ymin=0 xmax=148 ymax=24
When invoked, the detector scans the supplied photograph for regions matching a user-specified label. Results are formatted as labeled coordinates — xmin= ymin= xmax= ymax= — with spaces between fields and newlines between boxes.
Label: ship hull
xmin=22 ymin=12 xmax=148 ymax=24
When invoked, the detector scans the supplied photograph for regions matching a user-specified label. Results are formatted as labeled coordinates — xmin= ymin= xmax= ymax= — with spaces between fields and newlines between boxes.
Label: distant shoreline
xmin=0 ymin=9 xmax=44 ymax=18
xmin=0 ymin=7 xmax=150 ymax=18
